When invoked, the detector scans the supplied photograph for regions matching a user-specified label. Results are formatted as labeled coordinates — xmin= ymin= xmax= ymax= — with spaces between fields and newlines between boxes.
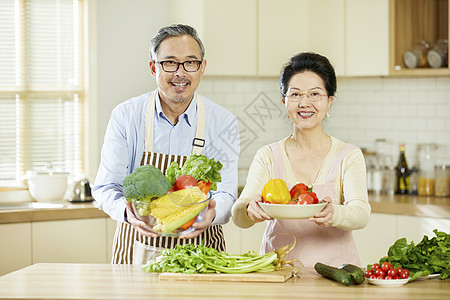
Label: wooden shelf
xmin=389 ymin=0 xmax=450 ymax=76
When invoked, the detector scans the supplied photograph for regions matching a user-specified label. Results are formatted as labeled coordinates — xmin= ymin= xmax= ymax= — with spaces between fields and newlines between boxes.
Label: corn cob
xmin=150 ymin=187 xmax=205 ymax=219
xmin=150 ymin=187 xmax=209 ymax=233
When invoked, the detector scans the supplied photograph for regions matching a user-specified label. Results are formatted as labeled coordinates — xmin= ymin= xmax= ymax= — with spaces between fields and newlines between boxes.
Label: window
xmin=0 ymin=0 xmax=85 ymax=186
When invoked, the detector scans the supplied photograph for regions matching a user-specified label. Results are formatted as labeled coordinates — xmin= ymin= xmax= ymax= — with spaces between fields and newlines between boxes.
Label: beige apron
xmin=111 ymin=91 xmax=225 ymax=264
xmin=260 ymin=142 xmax=361 ymax=267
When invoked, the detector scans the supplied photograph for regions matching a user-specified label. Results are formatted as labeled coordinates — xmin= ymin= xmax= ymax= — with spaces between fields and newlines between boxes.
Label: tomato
xmin=381 ymin=261 xmax=391 ymax=272
xmin=174 ymin=175 xmax=198 ymax=191
xmin=298 ymin=192 xmax=318 ymax=205
xmin=376 ymin=275 xmax=384 ymax=280
xmin=167 ymin=186 xmax=175 ymax=194
xmin=385 ymin=275 xmax=393 ymax=280
xmin=387 ymin=268 xmax=398 ymax=277
xmin=369 ymin=274 xmax=377 ymax=279
xmin=289 ymin=183 xmax=309 ymax=199
xmin=397 ymin=267 xmax=403 ymax=275
xmin=375 ymin=269 xmax=385 ymax=278
xmin=365 ymin=270 xmax=373 ymax=278
xmin=371 ymin=263 xmax=380 ymax=271
xmin=400 ymin=269 xmax=410 ymax=279
xmin=308 ymin=191 xmax=319 ymax=204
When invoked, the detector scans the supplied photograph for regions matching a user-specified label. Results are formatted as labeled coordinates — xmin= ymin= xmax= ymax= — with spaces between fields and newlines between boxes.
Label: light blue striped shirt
xmin=93 ymin=91 xmax=240 ymax=225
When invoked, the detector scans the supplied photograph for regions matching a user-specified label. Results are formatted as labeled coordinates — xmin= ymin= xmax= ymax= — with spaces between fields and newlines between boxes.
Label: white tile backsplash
xmin=198 ymin=76 xmax=450 ymax=182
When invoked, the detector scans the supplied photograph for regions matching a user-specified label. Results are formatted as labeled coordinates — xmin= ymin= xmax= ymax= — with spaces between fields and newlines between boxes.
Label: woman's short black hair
xmin=280 ymin=52 xmax=337 ymax=97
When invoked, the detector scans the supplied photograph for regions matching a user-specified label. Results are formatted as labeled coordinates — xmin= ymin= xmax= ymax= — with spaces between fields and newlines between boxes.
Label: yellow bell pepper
xmin=261 ymin=179 xmax=291 ymax=204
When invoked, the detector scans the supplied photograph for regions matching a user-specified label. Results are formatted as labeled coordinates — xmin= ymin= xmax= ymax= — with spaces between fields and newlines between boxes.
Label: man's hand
xmin=125 ymin=201 xmax=160 ymax=237
xmin=177 ymin=198 xmax=216 ymax=239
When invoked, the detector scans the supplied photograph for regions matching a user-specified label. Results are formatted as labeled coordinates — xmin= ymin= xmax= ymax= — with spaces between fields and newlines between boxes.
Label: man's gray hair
xmin=150 ymin=24 xmax=205 ymax=60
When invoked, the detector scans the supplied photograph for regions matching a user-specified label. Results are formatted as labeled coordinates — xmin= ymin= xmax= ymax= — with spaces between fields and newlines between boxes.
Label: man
xmin=93 ymin=24 xmax=240 ymax=264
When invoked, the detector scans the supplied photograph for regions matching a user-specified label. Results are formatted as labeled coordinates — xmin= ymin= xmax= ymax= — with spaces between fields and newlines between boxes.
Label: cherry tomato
xmin=365 ymin=270 xmax=373 ymax=278
xmin=375 ymin=269 xmax=385 ymax=278
xmin=369 ymin=274 xmax=377 ymax=279
xmin=397 ymin=267 xmax=403 ymax=275
xmin=385 ymin=275 xmax=393 ymax=280
xmin=387 ymin=268 xmax=398 ymax=277
xmin=381 ymin=261 xmax=391 ymax=272
xmin=174 ymin=175 xmax=198 ymax=191
xmin=376 ymin=275 xmax=384 ymax=280
xmin=372 ymin=263 xmax=380 ymax=271
xmin=289 ymin=183 xmax=309 ymax=199
xmin=400 ymin=269 xmax=410 ymax=279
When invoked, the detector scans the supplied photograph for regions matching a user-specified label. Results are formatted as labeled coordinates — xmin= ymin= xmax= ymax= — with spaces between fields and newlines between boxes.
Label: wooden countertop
xmin=0 ymin=263 xmax=448 ymax=300
xmin=0 ymin=194 xmax=448 ymax=225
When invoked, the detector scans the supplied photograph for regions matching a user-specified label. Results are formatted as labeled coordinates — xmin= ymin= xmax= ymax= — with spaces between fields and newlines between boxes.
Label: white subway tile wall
xmin=198 ymin=76 xmax=450 ymax=187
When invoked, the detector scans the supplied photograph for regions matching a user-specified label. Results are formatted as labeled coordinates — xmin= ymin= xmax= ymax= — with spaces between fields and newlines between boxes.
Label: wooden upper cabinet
xmin=170 ymin=0 xmax=257 ymax=76
xmin=389 ymin=0 xmax=450 ymax=76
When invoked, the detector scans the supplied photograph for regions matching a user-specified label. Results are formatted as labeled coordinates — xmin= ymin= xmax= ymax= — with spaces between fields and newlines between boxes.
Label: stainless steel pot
xmin=69 ymin=179 xmax=94 ymax=202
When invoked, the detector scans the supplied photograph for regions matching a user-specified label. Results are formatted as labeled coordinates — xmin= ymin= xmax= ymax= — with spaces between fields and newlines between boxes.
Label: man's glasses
xmin=284 ymin=90 xmax=328 ymax=102
xmin=156 ymin=60 xmax=202 ymax=72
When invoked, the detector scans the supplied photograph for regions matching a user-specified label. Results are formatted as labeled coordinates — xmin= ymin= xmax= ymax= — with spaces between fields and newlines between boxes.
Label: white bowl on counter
xmin=27 ymin=173 xmax=68 ymax=202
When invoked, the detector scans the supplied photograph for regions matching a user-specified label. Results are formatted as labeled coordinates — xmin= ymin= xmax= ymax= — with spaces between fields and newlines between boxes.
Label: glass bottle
xmin=417 ymin=143 xmax=437 ymax=196
xmin=395 ymin=143 xmax=410 ymax=194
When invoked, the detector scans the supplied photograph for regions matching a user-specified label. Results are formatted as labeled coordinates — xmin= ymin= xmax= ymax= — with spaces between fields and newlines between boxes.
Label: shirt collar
xmin=154 ymin=91 xmax=197 ymax=127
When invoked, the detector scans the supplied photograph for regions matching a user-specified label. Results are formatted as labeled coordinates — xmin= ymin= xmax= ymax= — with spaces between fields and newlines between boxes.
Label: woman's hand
xmin=178 ymin=198 xmax=216 ymax=239
xmin=309 ymin=196 xmax=334 ymax=227
xmin=125 ymin=201 xmax=160 ymax=237
xmin=247 ymin=194 xmax=273 ymax=223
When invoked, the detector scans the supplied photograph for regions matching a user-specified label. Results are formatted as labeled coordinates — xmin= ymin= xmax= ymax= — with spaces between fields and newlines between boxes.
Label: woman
xmin=232 ymin=52 xmax=370 ymax=267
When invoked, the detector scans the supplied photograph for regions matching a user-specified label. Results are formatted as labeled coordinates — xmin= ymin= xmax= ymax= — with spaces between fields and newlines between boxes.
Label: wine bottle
xmin=395 ymin=143 xmax=410 ymax=194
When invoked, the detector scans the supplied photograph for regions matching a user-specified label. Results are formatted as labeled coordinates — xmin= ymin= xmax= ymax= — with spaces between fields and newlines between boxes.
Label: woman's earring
xmin=326 ymin=112 xmax=330 ymax=118
xmin=286 ymin=114 xmax=290 ymax=119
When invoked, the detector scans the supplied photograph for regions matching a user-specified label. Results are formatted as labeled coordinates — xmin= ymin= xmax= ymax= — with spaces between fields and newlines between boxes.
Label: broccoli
xmin=123 ymin=164 xmax=171 ymax=203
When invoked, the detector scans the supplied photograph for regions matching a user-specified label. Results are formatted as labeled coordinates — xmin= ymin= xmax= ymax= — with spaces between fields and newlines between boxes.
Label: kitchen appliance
xmin=69 ymin=178 xmax=94 ymax=202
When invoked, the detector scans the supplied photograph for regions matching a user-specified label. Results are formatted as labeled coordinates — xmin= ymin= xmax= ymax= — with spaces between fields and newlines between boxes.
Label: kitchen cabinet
xmin=258 ymin=0 xmax=346 ymax=77
xmin=0 ymin=217 xmax=116 ymax=276
xmin=0 ymin=223 xmax=32 ymax=276
xmin=32 ymin=218 xmax=108 ymax=263
xmin=389 ymin=0 xmax=450 ymax=76
xmin=353 ymin=213 xmax=450 ymax=267
xmin=223 ymin=221 xmax=266 ymax=254
xmin=170 ymin=0 xmax=257 ymax=76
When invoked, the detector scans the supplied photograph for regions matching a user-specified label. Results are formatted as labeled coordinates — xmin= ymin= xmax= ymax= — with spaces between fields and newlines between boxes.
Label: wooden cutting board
xmin=158 ymin=268 xmax=296 ymax=283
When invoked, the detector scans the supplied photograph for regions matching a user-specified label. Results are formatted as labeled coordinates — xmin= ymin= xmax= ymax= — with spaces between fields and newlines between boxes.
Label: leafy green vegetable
xmin=123 ymin=164 xmax=171 ymax=204
xmin=166 ymin=154 xmax=223 ymax=191
xmin=377 ymin=229 xmax=450 ymax=281
xmin=143 ymin=242 xmax=297 ymax=274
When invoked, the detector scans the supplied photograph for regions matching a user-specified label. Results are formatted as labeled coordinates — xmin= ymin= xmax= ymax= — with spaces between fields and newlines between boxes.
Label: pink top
xmin=260 ymin=143 xmax=361 ymax=267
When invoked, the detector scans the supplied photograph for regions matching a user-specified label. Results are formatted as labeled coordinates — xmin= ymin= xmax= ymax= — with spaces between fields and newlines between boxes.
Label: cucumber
xmin=314 ymin=263 xmax=353 ymax=286
xmin=339 ymin=264 xmax=365 ymax=285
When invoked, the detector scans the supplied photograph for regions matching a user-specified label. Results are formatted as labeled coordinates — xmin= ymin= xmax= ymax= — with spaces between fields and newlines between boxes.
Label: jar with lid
xmin=403 ymin=40 xmax=431 ymax=68
xmin=435 ymin=165 xmax=450 ymax=197
xmin=427 ymin=39 xmax=448 ymax=68
xmin=417 ymin=143 xmax=437 ymax=196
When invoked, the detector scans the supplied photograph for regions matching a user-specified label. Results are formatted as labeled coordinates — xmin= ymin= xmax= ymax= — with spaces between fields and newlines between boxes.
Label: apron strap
xmin=144 ymin=91 xmax=205 ymax=155
xmin=192 ymin=95 xmax=205 ymax=155
xmin=269 ymin=142 xmax=284 ymax=180
xmin=325 ymin=144 xmax=356 ymax=183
